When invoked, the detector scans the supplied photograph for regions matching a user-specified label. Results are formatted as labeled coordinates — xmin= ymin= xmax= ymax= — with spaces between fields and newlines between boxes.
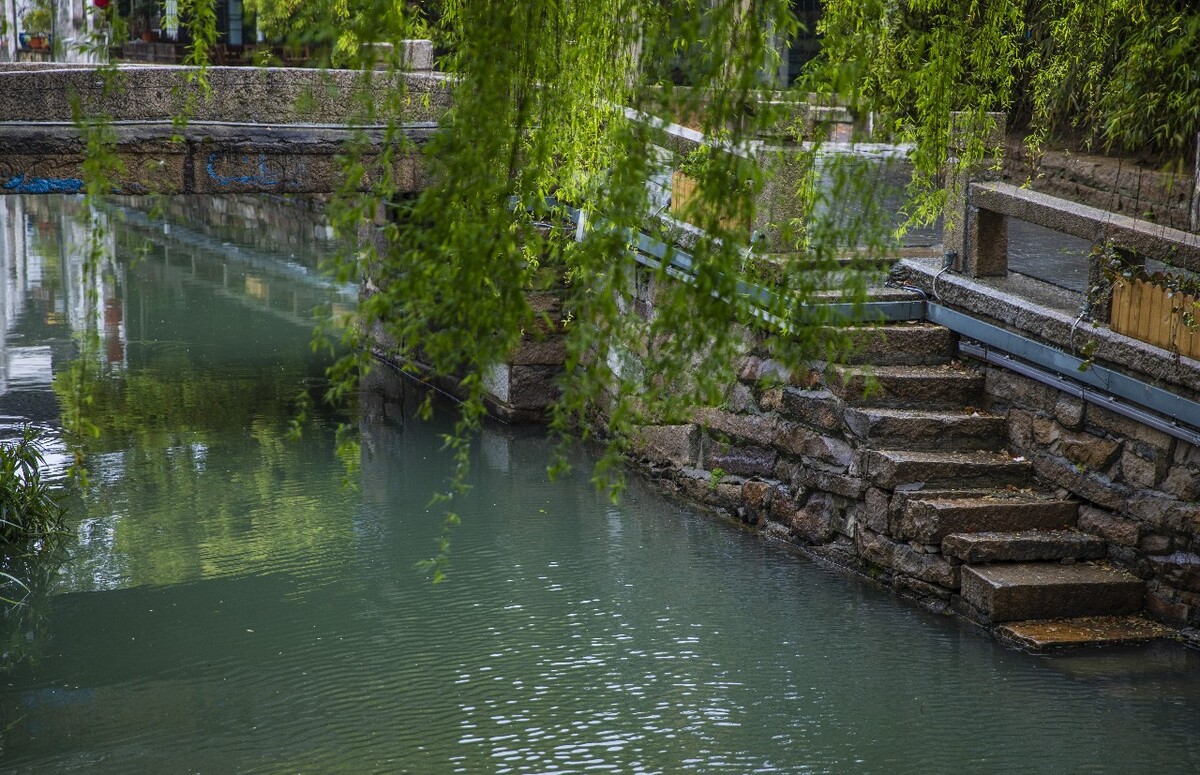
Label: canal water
xmin=1 ymin=196 xmax=1199 ymax=774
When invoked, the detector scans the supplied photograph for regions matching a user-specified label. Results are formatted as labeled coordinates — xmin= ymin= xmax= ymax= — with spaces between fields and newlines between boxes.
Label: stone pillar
xmin=1191 ymin=131 xmax=1200 ymax=233
xmin=752 ymin=144 xmax=806 ymax=253
xmin=943 ymin=111 xmax=1007 ymax=277
xmin=367 ymin=39 xmax=433 ymax=72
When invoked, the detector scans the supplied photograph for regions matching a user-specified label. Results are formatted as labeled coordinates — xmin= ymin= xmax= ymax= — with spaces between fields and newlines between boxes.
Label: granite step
xmin=942 ymin=530 xmax=1106 ymax=564
xmin=834 ymin=323 xmax=957 ymax=366
xmin=828 ymin=363 xmax=984 ymax=407
xmin=843 ymin=406 xmax=1006 ymax=451
xmin=863 ymin=449 xmax=1033 ymax=491
xmin=893 ymin=492 xmax=1077 ymax=543
xmin=961 ymin=562 xmax=1144 ymax=623
xmin=996 ymin=615 xmax=1174 ymax=651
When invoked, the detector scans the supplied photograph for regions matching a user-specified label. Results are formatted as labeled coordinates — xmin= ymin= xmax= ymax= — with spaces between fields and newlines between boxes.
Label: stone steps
xmin=960 ymin=562 xmax=1144 ymax=623
xmin=892 ymin=492 xmax=1077 ymax=543
xmin=829 ymin=363 xmax=984 ymax=408
xmin=863 ymin=449 xmax=1033 ymax=491
xmin=836 ymin=323 xmax=957 ymax=366
xmin=843 ymin=406 xmax=1006 ymax=451
xmin=942 ymin=530 xmax=1105 ymax=564
xmin=996 ymin=615 xmax=1175 ymax=651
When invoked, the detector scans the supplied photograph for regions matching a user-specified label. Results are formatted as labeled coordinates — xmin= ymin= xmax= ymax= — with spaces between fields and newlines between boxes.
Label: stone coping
xmin=899 ymin=256 xmax=1200 ymax=400
xmin=972 ymin=181 xmax=1200 ymax=274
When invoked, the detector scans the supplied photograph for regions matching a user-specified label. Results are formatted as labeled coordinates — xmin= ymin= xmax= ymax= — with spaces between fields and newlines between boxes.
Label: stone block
xmin=894 ymin=576 xmax=953 ymax=603
xmin=1059 ymin=430 xmax=1121 ymax=471
xmin=1078 ymin=505 xmax=1140 ymax=547
xmin=704 ymin=443 xmax=778 ymax=479
xmin=510 ymin=337 xmax=566 ymax=366
xmin=694 ymin=408 xmax=778 ymax=447
xmin=1054 ymin=395 xmax=1085 ymax=429
xmin=772 ymin=421 xmax=817 ymax=458
xmin=984 ymin=369 xmax=1057 ymax=412
xmin=1007 ymin=408 xmax=1034 ymax=450
xmin=739 ymin=356 xmax=794 ymax=385
xmin=1126 ymin=494 xmax=1200 ymax=535
xmin=864 ymin=487 xmax=890 ymax=533
xmin=1162 ymin=465 xmax=1200 ymax=501
xmin=803 ymin=434 xmax=856 ymax=470
xmin=768 ymin=488 xmax=799 ymax=525
xmin=798 ymin=463 xmax=867 ymax=499
xmin=1032 ymin=416 xmax=1063 ymax=447
xmin=961 ymin=562 xmax=1144 ymax=622
xmin=1086 ymin=404 xmax=1175 ymax=453
xmin=1031 ymin=452 xmax=1130 ymax=511
xmin=725 ymin=382 xmax=756 ymax=414
xmin=742 ymin=480 xmax=773 ymax=512
xmin=1120 ymin=448 xmax=1164 ymax=488
xmin=1148 ymin=552 xmax=1200 ymax=593
xmin=891 ymin=542 xmax=960 ymax=589
xmin=775 ymin=388 xmax=843 ymax=431
xmin=1145 ymin=587 xmax=1191 ymax=627
xmin=630 ymin=424 xmax=699 ymax=467
xmin=790 ymin=492 xmax=837 ymax=544
xmin=1140 ymin=533 xmax=1172 ymax=554
xmin=855 ymin=527 xmax=896 ymax=570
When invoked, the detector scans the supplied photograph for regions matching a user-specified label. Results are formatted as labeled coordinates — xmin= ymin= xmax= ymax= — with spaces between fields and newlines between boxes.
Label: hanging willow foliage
xmin=813 ymin=0 xmax=1200 ymax=224
xmin=58 ymin=0 xmax=1198 ymax=580
xmin=270 ymin=0 xmax=893 ymax=579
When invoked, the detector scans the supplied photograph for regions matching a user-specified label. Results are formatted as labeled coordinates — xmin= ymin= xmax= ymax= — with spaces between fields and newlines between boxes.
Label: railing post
xmin=1191 ymin=131 xmax=1200 ymax=233
xmin=944 ymin=111 xmax=1006 ymax=277
xmin=753 ymin=145 xmax=806 ymax=253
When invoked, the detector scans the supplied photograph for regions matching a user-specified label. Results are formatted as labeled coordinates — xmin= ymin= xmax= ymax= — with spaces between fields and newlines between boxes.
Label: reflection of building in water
xmin=0 ymin=196 xmax=126 ymax=373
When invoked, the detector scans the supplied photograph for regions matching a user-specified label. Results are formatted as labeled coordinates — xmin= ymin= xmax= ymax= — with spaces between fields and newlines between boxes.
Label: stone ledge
xmin=898 ymin=256 xmax=1200 ymax=399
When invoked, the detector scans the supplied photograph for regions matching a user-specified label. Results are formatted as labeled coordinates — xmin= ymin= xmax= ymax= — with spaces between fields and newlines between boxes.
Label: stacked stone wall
xmin=983 ymin=368 xmax=1200 ymax=632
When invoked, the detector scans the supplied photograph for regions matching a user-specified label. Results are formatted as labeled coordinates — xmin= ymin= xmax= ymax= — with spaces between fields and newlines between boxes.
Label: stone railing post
xmin=1191 ymin=131 xmax=1200 ymax=233
xmin=943 ymin=111 xmax=1006 ymax=277
xmin=367 ymin=40 xmax=434 ymax=72
xmin=752 ymin=145 xmax=806 ymax=253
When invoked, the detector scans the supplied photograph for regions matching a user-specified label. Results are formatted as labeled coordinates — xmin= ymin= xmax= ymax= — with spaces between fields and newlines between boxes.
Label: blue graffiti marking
xmin=206 ymin=153 xmax=280 ymax=187
xmin=3 ymin=175 xmax=85 ymax=194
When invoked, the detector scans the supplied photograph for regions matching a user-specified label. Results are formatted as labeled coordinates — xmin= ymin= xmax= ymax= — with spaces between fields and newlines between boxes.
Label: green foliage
xmin=20 ymin=0 xmax=52 ymax=34
xmin=812 ymin=0 xmax=1200 ymax=227
xmin=0 ymin=428 xmax=65 ymax=558
xmin=309 ymin=0 xmax=877 ymax=576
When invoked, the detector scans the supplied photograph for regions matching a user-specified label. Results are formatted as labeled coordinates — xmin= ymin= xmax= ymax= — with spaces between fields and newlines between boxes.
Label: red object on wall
xmin=95 ymin=0 xmax=110 ymax=8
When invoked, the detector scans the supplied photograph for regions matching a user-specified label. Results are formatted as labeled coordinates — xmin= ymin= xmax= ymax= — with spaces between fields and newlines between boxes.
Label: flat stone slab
xmin=997 ymin=615 xmax=1174 ymax=651
xmin=942 ymin=530 xmax=1106 ymax=564
xmin=895 ymin=493 xmax=1076 ymax=543
xmin=843 ymin=406 xmax=1006 ymax=451
xmin=864 ymin=449 xmax=1032 ymax=490
xmin=961 ymin=562 xmax=1143 ymax=623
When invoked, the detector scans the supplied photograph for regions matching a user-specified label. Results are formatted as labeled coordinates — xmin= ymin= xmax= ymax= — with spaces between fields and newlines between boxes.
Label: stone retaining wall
xmin=983 ymin=368 xmax=1200 ymax=632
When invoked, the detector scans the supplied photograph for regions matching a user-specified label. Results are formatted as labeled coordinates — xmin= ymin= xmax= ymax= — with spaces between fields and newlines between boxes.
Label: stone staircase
xmin=830 ymin=322 xmax=1172 ymax=650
